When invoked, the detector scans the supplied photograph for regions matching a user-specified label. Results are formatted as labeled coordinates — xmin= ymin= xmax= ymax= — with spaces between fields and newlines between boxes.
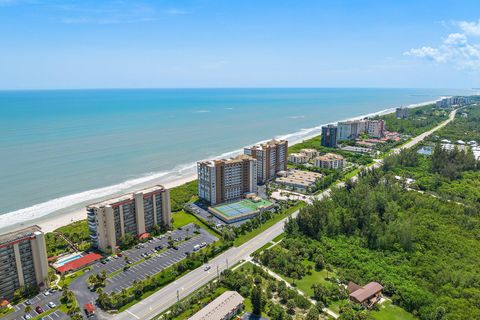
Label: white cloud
xmin=404 ymin=46 xmax=445 ymax=62
xmin=404 ymin=24 xmax=480 ymax=71
xmin=457 ymin=19 xmax=480 ymax=36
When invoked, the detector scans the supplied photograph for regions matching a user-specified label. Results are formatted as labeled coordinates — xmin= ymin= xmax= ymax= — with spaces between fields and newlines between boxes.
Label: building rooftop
xmin=0 ymin=225 xmax=42 ymax=246
xmin=246 ymin=139 xmax=287 ymax=150
xmin=199 ymin=154 xmax=255 ymax=167
xmin=349 ymin=282 xmax=383 ymax=303
xmin=55 ymin=253 xmax=103 ymax=274
xmin=188 ymin=291 xmax=244 ymax=320
xmin=88 ymin=185 xmax=166 ymax=208
xmin=316 ymin=153 xmax=345 ymax=161
xmin=276 ymin=169 xmax=323 ymax=187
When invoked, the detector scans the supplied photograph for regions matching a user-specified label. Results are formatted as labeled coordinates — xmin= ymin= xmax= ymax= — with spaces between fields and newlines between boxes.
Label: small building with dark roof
xmin=348 ymin=281 xmax=383 ymax=309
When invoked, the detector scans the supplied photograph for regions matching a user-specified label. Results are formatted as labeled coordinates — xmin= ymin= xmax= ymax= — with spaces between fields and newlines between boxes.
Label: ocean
xmin=0 ymin=88 xmax=473 ymax=229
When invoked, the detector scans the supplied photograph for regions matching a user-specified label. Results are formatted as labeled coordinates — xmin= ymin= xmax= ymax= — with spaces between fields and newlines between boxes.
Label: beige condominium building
xmin=87 ymin=185 xmax=171 ymax=253
xmin=314 ymin=153 xmax=346 ymax=169
xmin=197 ymin=155 xmax=258 ymax=206
xmin=0 ymin=226 xmax=49 ymax=300
xmin=244 ymin=139 xmax=288 ymax=184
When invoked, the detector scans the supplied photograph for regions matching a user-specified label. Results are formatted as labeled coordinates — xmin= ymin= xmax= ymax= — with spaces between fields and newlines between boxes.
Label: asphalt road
xmin=68 ymin=224 xmax=216 ymax=319
xmin=106 ymin=109 xmax=459 ymax=320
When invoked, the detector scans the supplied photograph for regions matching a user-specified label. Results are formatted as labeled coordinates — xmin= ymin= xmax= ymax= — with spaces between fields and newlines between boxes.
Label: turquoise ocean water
xmin=0 ymin=88 xmax=473 ymax=229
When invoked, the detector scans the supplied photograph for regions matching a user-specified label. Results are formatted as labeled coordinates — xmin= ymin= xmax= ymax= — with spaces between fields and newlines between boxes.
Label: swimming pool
xmin=55 ymin=253 xmax=84 ymax=267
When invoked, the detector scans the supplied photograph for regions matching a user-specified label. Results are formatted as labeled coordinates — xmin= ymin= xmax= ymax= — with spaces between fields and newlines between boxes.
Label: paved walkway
xmin=249 ymin=260 xmax=339 ymax=319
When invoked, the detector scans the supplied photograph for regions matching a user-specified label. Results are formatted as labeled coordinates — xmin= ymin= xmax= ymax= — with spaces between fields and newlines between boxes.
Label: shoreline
xmin=0 ymin=98 xmax=443 ymax=234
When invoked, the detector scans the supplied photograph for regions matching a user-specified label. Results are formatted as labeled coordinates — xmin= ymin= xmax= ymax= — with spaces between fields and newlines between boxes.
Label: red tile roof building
xmin=55 ymin=253 xmax=102 ymax=274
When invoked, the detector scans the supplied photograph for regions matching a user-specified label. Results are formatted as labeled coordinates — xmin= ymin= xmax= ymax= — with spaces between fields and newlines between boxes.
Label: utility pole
xmin=177 ymin=289 xmax=179 ymax=302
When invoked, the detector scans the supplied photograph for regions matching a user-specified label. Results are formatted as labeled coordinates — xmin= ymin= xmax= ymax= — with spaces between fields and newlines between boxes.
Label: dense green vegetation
xmin=45 ymin=220 xmax=90 ymax=257
xmin=431 ymin=104 xmax=480 ymax=142
xmin=373 ymin=104 xmax=449 ymax=136
xmin=170 ymin=180 xmax=198 ymax=212
xmin=283 ymin=161 xmax=480 ymax=319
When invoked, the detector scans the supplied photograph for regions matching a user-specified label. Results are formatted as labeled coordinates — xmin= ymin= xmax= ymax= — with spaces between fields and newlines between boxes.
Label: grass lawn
xmin=372 ymin=301 xmax=418 ymax=320
xmin=233 ymin=202 xmax=305 ymax=247
xmin=172 ymin=210 xmax=218 ymax=237
xmin=280 ymin=260 xmax=336 ymax=298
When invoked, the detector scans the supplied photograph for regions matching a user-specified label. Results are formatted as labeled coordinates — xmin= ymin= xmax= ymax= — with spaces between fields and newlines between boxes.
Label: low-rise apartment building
xmin=87 ymin=185 xmax=171 ymax=253
xmin=0 ymin=226 xmax=49 ymax=300
xmin=314 ymin=153 xmax=346 ymax=169
xmin=288 ymin=153 xmax=308 ymax=164
xmin=198 ymin=155 xmax=258 ymax=206
xmin=188 ymin=291 xmax=244 ymax=320
xmin=300 ymin=148 xmax=319 ymax=159
xmin=275 ymin=169 xmax=323 ymax=193
xmin=244 ymin=139 xmax=288 ymax=183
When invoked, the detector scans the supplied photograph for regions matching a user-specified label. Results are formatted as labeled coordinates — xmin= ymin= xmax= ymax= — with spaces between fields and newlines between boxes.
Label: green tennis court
xmin=212 ymin=199 xmax=273 ymax=218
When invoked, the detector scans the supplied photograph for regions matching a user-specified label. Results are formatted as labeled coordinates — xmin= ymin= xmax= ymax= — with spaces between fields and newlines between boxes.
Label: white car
xmin=204 ymin=265 xmax=211 ymax=271
xmin=43 ymin=290 xmax=50 ymax=296
xmin=48 ymin=302 xmax=56 ymax=308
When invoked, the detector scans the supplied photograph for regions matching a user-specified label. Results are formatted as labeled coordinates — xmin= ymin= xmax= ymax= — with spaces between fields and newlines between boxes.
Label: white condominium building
xmin=244 ymin=139 xmax=288 ymax=184
xmin=87 ymin=185 xmax=171 ymax=253
xmin=0 ymin=226 xmax=49 ymax=300
xmin=314 ymin=153 xmax=346 ymax=169
xmin=337 ymin=120 xmax=368 ymax=141
xmin=198 ymin=155 xmax=258 ymax=206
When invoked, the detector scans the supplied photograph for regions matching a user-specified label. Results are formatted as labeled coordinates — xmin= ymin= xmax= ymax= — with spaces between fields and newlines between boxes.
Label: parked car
xmin=48 ymin=302 xmax=56 ymax=308
xmin=43 ymin=290 xmax=50 ymax=296
xmin=35 ymin=306 xmax=44 ymax=314
xmin=23 ymin=315 xmax=32 ymax=320
xmin=25 ymin=299 xmax=32 ymax=305
xmin=84 ymin=303 xmax=95 ymax=317
xmin=117 ymin=253 xmax=123 ymax=257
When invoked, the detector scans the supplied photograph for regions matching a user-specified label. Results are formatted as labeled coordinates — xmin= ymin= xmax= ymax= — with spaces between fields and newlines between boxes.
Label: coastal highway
xmin=110 ymin=108 xmax=458 ymax=320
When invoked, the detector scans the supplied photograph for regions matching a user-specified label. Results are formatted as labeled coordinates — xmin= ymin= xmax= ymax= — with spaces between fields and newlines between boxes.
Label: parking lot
xmin=2 ymin=290 xmax=68 ymax=320
xmin=69 ymin=223 xmax=217 ymax=317
xmin=104 ymin=226 xmax=217 ymax=293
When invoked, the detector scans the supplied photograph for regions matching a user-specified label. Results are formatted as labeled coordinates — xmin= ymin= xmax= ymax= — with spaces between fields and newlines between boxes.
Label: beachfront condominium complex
xmin=244 ymin=139 xmax=288 ymax=183
xmin=396 ymin=107 xmax=409 ymax=119
xmin=0 ymin=226 xmax=49 ymax=300
xmin=337 ymin=120 xmax=368 ymax=141
xmin=367 ymin=120 xmax=386 ymax=138
xmin=198 ymin=155 xmax=258 ymax=206
xmin=336 ymin=119 xmax=385 ymax=141
xmin=321 ymin=125 xmax=338 ymax=148
xmin=87 ymin=185 xmax=171 ymax=253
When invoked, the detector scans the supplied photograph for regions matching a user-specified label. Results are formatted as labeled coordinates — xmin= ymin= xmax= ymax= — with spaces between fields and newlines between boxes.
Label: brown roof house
xmin=348 ymin=281 xmax=383 ymax=309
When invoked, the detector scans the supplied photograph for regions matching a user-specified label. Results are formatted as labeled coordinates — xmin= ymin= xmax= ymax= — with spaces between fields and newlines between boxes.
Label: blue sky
xmin=0 ymin=0 xmax=479 ymax=89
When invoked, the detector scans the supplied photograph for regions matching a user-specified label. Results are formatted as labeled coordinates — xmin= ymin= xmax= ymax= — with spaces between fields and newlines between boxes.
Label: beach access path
xmin=105 ymin=108 xmax=458 ymax=320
